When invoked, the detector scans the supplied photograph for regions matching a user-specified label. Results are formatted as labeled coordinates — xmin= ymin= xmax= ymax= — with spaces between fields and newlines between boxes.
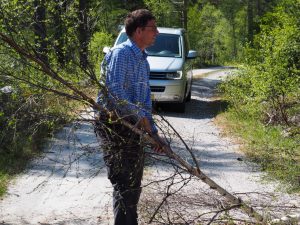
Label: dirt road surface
xmin=1 ymin=68 xmax=299 ymax=224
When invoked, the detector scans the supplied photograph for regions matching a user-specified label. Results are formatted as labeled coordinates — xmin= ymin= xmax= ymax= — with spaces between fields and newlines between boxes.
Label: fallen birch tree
xmin=0 ymin=31 xmax=266 ymax=223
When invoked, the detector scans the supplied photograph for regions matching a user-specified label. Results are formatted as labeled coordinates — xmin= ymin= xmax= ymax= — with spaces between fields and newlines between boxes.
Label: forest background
xmin=0 ymin=0 xmax=299 ymax=196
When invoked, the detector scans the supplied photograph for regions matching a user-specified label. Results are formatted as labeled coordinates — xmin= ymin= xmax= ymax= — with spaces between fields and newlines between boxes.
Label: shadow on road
xmin=154 ymin=98 xmax=228 ymax=120
xmin=153 ymin=75 xmax=229 ymax=119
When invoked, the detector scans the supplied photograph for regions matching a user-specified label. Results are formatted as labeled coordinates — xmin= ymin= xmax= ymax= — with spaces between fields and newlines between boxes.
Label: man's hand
xmin=138 ymin=117 xmax=153 ymax=134
xmin=151 ymin=133 xmax=168 ymax=154
xmin=138 ymin=117 xmax=167 ymax=153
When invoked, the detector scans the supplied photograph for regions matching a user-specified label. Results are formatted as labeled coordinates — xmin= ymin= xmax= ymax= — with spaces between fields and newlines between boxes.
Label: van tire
xmin=175 ymin=102 xmax=186 ymax=113
xmin=186 ymin=89 xmax=192 ymax=102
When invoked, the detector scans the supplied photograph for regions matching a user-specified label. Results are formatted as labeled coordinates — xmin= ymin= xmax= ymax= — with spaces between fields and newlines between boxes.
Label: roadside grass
xmin=0 ymin=172 xmax=8 ymax=197
xmin=0 ymin=90 xmax=92 ymax=197
xmin=0 ymin=147 xmax=35 ymax=197
xmin=215 ymin=109 xmax=300 ymax=193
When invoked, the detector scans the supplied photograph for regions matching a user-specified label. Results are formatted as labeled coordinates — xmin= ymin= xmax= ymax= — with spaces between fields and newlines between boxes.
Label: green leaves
xmin=90 ymin=31 xmax=113 ymax=67
xmin=187 ymin=1 xmax=246 ymax=65
xmin=144 ymin=0 xmax=180 ymax=27
xmin=221 ymin=0 xmax=300 ymax=126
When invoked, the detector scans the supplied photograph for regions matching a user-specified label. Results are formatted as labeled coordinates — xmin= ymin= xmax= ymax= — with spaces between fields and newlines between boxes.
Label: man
xmin=95 ymin=9 xmax=165 ymax=225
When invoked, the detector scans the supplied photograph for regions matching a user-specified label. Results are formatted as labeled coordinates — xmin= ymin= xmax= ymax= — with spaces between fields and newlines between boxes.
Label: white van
xmin=104 ymin=27 xmax=197 ymax=112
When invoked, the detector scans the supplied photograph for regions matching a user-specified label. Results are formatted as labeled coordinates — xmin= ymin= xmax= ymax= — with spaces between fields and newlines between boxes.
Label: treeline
xmin=0 ymin=0 xmax=299 ymax=193
xmin=0 ymin=0 xmax=287 ymax=76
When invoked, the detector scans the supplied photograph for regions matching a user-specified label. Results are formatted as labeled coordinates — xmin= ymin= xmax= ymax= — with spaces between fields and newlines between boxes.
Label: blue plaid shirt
xmin=97 ymin=39 xmax=157 ymax=133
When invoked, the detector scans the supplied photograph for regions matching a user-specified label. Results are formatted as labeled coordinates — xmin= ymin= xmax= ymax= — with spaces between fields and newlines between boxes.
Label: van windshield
xmin=116 ymin=32 xmax=182 ymax=58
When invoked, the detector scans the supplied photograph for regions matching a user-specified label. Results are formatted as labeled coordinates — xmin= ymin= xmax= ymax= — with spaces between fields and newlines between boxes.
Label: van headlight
xmin=166 ymin=71 xmax=182 ymax=79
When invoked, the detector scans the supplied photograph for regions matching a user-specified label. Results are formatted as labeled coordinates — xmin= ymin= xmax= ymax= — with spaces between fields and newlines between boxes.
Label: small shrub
xmin=90 ymin=31 xmax=114 ymax=69
xmin=220 ymin=2 xmax=300 ymax=126
xmin=0 ymin=87 xmax=75 ymax=196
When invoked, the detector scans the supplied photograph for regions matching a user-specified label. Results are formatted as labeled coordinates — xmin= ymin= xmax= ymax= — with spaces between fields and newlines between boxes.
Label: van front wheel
xmin=174 ymin=102 xmax=186 ymax=113
xmin=186 ymin=89 xmax=192 ymax=102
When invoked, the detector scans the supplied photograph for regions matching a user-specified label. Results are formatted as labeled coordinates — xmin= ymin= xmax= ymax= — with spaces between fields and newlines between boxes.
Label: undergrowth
xmin=0 ymin=91 xmax=80 ymax=196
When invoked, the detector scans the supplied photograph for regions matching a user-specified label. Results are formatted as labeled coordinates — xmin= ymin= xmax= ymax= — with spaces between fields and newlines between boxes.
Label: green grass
xmin=0 ymin=143 xmax=39 ymax=197
xmin=0 ymin=93 xmax=82 ymax=197
xmin=0 ymin=172 xmax=8 ymax=197
xmin=215 ymin=109 xmax=300 ymax=193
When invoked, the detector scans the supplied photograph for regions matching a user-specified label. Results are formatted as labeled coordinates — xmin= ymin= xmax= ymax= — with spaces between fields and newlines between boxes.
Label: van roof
xmin=119 ymin=27 xmax=185 ymax=35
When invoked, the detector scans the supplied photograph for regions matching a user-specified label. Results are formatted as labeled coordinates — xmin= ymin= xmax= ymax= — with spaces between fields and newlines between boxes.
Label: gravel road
xmin=0 ymin=68 xmax=299 ymax=225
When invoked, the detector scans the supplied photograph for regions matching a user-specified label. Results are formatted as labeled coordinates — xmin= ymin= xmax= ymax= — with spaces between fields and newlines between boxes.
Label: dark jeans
xmin=95 ymin=118 xmax=145 ymax=225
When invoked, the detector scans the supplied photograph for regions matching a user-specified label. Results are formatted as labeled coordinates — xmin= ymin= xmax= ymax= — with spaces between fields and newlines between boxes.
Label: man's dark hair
xmin=125 ymin=9 xmax=156 ymax=37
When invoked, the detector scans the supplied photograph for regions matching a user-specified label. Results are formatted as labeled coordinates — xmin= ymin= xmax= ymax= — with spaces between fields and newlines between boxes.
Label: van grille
xmin=150 ymin=72 xmax=167 ymax=79
xmin=150 ymin=86 xmax=165 ymax=92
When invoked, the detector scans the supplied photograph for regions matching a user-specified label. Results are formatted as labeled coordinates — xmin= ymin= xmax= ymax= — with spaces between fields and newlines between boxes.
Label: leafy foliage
xmin=188 ymin=3 xmax=233 ymax=65
xmin=144 ymin=0 xmax=181 ymax=27
xmin=221 ymin=1 xmax=300 ymax=125
xmin=90 ymin=31 xmax=114 ymax=68
xmin=219 ymin=0 xmax=300 ymax=191
xmin=0 ymin=88 xmax=73 ymax=194
xmin=0 ymin=0 xmax=97 ymax=195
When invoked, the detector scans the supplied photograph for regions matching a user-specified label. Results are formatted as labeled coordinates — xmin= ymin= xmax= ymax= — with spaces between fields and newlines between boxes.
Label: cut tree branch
xmin=0 ymin=31 xmax=265 ymax=223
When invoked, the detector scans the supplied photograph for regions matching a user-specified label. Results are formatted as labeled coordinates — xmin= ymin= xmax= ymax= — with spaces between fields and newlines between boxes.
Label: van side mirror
xmin=103 ymin=46 xmax=111 ymax=54
xmin=186 ymin=50 xmax=198 ymax=59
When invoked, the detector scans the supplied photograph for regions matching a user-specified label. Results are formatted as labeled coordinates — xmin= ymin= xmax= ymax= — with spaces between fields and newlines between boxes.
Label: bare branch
xmin=0 ymin=31 xmax=265 ymax=223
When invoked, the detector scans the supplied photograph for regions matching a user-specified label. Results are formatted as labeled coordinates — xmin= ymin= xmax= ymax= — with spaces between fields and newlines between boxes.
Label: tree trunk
xmin=256 ymin=0 xmax=262 ymax=16
xmin=231 ymin=20 xmax=237 ymax=59
xmin=247 ymin=0 xmax=254 ymax=44
xmin=183 ymin=0 xmax=188 ymax=30
xmin=53 ymin=0 xmax=67 ymax=66
xmin=33 ymin=0 xmax=48 ymax=64
xmin=78 ymin=0 xmax=90 ymax=69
